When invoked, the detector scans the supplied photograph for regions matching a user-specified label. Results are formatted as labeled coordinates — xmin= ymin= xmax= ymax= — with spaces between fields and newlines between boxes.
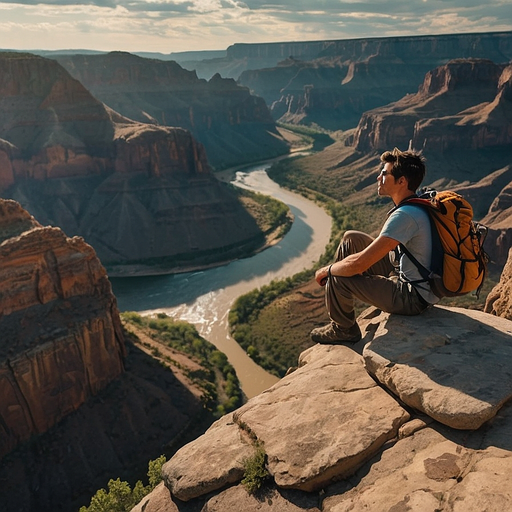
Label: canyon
xmin=234 ymin=32 xmax=512 ymax=131
xmin=0 ymin=52 xmax=272 ymax=275
xmin=1 ymin=31 xmax=512 ymax=512
xmin=56 ymin=52 xmax=289 ymax=171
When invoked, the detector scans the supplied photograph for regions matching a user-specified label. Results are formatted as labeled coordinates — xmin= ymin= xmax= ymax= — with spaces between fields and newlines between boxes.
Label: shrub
xmin=241 ymin=445 xmax=270 ymax=495
xmin=79 ymin=455 xmax=166 ymax=512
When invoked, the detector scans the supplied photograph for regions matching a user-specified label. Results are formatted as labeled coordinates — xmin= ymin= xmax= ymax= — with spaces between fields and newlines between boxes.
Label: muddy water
xmin=110 ymin=162 xmax=332 ymax=398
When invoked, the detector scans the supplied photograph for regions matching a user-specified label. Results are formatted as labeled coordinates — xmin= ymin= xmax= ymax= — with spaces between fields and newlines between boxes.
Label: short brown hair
xmin=380 ymin=147 xmax=426 ymax=192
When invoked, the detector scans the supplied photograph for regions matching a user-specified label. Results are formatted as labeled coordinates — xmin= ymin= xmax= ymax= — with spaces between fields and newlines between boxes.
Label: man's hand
xmin=314 ymin=235 xmax=399 ymax=287
xmin=315 ymin=266 xmax=330 ymax=286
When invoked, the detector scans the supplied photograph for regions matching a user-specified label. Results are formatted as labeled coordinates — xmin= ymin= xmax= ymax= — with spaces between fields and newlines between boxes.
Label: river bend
xmin=110 ymin=162 xmax=332 ymax=398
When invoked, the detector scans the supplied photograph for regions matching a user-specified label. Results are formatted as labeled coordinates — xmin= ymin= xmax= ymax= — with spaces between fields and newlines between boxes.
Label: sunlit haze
xmin=0 ymin=0 xmax=511 ymax=55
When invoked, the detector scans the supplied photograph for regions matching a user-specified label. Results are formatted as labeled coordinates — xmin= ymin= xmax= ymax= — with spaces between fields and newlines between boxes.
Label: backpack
xmin=396 ymin=189 xmax=489 ymax=299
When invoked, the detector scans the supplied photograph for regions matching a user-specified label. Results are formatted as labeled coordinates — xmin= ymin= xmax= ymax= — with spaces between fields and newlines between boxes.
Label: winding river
xmin=110 ymin=161 xmax=332 ymax=398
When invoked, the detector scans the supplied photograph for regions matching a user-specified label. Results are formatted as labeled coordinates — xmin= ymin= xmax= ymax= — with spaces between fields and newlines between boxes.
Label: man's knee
xmin=338 ymin=231 xmax=374 ymax=259
xmin=342 ymin=230 xmax=373 ymax=244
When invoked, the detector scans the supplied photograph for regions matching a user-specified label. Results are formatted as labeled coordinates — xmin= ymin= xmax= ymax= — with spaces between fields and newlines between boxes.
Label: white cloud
xmin=0 ymin=0 xmax=510 ymax=52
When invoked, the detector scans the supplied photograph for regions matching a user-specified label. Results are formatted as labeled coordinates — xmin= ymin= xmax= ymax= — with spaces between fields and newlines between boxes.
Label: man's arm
xmin=315 ymin=235 xmax=399 ymax=286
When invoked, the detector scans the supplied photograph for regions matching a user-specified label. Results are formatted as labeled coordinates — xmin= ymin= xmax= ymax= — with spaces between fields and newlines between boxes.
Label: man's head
xmin=380 ymin=148 xmax=426 ymax=192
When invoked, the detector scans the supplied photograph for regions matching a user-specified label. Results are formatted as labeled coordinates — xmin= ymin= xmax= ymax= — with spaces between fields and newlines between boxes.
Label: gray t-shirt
xmin=380 ymin=204 xmax=439 ymax=304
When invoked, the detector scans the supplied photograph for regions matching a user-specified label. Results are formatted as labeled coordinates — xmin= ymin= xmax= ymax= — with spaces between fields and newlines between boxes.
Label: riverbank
xmin=105 ymin=210 xmax=293 ymax=278
xmin=111 ymin=163 xmax=333 ymax=398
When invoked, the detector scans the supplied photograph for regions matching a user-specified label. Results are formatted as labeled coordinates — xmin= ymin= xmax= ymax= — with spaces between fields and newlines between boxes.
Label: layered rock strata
xmin=236 ymin=32 xmax=512 ymax=130
xmin=0 ymin=53 xmax=266 ymax=273
xmin=0 ymin=199 xmax=125 ymax=459
xmin=138 ymin=303 xmax=512 ymax=510
xmin=353 ymin=59 xmax=510 ymax=156
xmin=56 ymin=52 xmax=289 ymax=170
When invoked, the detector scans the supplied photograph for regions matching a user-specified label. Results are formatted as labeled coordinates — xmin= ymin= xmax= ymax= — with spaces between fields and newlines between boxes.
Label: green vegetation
xmin=241 ymin=445 xmax=270 ymax=495
xmin=121 ymin=312 xmax=243 ymax=417
xmin=277 ymin=122 xmax=336 ymax=152
xmin=229 ymin=199 xmax=367 ymax=376
xmin=79 ymin=455 xmax=166 ymax=512
xmin=235 ymin=186 xmax=293 ymax=240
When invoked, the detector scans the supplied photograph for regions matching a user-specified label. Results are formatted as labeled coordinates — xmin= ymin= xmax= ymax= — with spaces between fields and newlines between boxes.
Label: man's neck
xmin=392 ymin=190 xmax=417 ymax=206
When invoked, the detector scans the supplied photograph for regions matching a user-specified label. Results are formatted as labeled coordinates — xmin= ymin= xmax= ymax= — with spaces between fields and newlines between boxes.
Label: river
xmin=110 ymin=161 xmax=332 ymax=398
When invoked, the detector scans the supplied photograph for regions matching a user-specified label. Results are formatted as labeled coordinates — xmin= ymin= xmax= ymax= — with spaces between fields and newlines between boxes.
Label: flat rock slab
xmin=363 ymin=305 xmax=512 ymax=430
xmin=161 ymin=412 xmax=254 ymax=501
xmin=234 ymin=344 xmax=410 ymax=492
xmin=202 ymin=485 xmax=321 ymax=512
xmin=323 ymin=401 xmax=512 ymax=512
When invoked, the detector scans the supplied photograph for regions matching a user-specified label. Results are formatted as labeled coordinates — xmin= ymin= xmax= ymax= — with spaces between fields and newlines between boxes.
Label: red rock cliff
xmin=353 ymin=59 xmax=506 ymax=154
xmin=0 ymin=199 xmax=125 ymax=459
xmin=0 ymin=53 xmax=266 ymax=273
xmin=56 ymin=52 xmax=289 ymax=170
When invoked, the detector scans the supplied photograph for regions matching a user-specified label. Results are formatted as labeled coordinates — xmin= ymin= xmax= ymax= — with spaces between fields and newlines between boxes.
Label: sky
xmin=0 ymin=0 xmax=511 ymax=55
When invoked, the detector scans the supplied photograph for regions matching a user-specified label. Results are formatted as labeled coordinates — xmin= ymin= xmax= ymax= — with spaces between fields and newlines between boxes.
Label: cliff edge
xmin=136 ymin=274 xmax=512 ymax=510
xmin=0 ymin=198 xmax=125 ymax=458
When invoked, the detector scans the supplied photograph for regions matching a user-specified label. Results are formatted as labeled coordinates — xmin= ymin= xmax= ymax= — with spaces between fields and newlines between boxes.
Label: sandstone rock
xmin=322 ymin=411 xmax=512 ymax=512
xmin=485 ymin=247 xmax=512 ymax=319
xmin=57 ymin=52 xmax=289 ymax=170
xmin=353 ymin=59 xmax=506 ymax=158
xmin=131 ymin=482 xmax=178 ymax=512
xmin=0 ymin=199 xmax=125 ymax=458
xmin=233 ymin=344 xmax=409 ymax=492
xmin=237 ymin=33 xmax=512 ymax=131
xmin=323 ymin=427 xmax=470 ymax=511
xmin=363 ymin=305 xmax=512 ymax=429
xmin=162 ymin=343 xmax=409 ymax=502
xmin=202 ymin=485 xmax=321 ymax=512
xmin=162 ymin=412 xmax=255 ymax=501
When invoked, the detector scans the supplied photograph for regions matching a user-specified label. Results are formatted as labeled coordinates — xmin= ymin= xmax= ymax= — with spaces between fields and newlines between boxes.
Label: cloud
xmin=0 ymin=0 xmax=510 ymax=53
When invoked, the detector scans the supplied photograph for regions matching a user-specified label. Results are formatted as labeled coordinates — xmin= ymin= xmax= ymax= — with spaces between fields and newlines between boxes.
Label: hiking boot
xmin=310 ymin=322 xmax=362 ymax=344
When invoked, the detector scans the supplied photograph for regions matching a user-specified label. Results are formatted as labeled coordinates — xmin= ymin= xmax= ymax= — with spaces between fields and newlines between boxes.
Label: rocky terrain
xmin=56 ymin=52 xmax=289 ymax=170
xmin=354 ymin=59 xmax=511 ymax=159
xmin=0 ymin=199 xmax=233 ymax=511
xmin=234 ymin=32 xmax=512 ymax=131
xmin=0 ymin=52 xmax=270 ymax=275
xmin=134 ymin=256 xmax=512 ymax=511
xmin=0 ymin=199 xmax=125 ymax=460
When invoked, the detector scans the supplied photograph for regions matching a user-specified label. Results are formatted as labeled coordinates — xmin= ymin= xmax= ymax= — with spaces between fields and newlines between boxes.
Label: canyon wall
xmin=0 ymin=199 xmax=224 ymax=511
xmin=0 ymin=52 xmax=267 ymax=274
xmin=235 ymin=32 xmax=512 ymax=130
xmin=0 ymin=199 xmax=125 ymax=459
xmin=56 ymin=51 xmax=289 ymax=170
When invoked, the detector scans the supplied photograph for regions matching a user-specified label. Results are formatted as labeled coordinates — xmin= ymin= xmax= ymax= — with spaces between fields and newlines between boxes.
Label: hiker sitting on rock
xmin=311 ymin=147 xmax=439 ymax=344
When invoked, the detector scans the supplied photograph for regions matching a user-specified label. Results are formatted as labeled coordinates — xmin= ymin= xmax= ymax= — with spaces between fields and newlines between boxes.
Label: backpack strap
xmin=389 ymin=195 xmax=440 ymax=291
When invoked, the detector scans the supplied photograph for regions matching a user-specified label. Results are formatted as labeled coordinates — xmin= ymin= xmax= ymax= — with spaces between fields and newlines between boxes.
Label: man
xmin=310 ymin=147 xmax=439 ymax=344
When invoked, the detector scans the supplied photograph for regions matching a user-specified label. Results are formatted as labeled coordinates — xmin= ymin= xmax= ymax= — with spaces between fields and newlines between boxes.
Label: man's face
xmin=377 ymin=162 xmax=396 ymax=197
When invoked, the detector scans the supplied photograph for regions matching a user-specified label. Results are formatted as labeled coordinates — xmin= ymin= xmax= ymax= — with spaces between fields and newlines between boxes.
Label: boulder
xmin=162 ymin=412 xmax=255 ymax=501
xmin=485 ymin=246 xmax=512 ymax=319
xmin=162 ymin=343 xmax=410 ymax=500
xmin=131 ymin=483 xmax=178 ymax=512
xmin=235 ymin=344 xmax=409 ymax=492
xmin=201 ymin=485 xmax=320 ymax=512
xmin=363 ymin=305 xmax=512 ymax=430
xmin=323 ymin=402 xmax=512 ymax=511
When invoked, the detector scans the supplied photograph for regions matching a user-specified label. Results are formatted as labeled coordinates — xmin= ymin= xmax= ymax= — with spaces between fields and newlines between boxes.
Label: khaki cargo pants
xmin=325 ymin=230 xmax=430 ymax=328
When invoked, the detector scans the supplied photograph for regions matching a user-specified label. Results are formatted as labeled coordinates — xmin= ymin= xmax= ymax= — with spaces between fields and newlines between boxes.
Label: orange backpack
xmin=398 ymin=190 xmax=488 ymax=298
